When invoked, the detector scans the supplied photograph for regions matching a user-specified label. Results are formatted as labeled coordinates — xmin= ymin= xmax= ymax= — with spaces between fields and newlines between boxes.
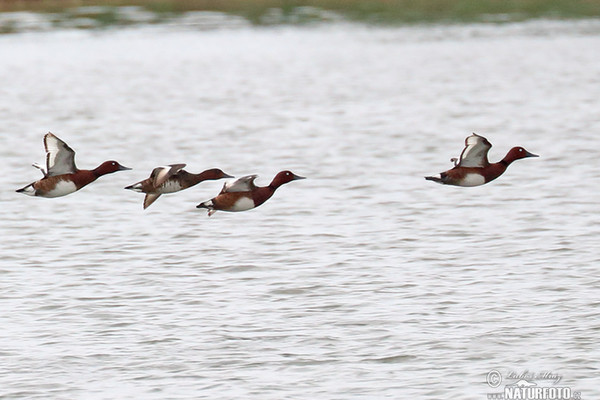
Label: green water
xmin=1 ymin=0 xmax=599 ymax=31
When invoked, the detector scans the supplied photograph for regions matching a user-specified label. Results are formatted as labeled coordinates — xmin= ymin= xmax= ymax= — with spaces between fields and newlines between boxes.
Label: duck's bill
xmin=119 ymin=165 xmax=133 ymax=171
xmin=525 ymin=151 xmax=539 ymax=158
xmin=293 ymin=174 xmax=306 ymax=180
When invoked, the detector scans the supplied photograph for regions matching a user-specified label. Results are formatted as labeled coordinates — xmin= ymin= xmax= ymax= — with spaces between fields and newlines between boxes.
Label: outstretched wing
xmin=44 ymin=132 xmax=77 ymax=176
xmin=458 ymin=133 xmax=492 ymax=168
xmin=150 ymin=164 xmax=186 ymax=188
xmin=221 ymin=175 xmax=258 ymax=193
xmin=143 ymin=193 xmax=161 ymax=209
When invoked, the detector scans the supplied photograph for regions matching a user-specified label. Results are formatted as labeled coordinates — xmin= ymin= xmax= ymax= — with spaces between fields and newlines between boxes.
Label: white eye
xmin=519 ymin=149 xmax=523 ymax=152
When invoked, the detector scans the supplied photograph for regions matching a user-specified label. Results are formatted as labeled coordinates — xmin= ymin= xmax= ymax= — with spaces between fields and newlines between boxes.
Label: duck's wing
xmin=221 ymin=175 xmax=258 ymax=193
xmin=457 ymin=133 xmax=492 ymax=168
xmin=31 ymin=162 xmax=48 ymax=177
xmin=150 ymin=164 xmax=186 ymax=188
xmin=44 ymin=132 xmax=77 ymax=176
xmin=143 ymin=193 xmax=161 ymax=209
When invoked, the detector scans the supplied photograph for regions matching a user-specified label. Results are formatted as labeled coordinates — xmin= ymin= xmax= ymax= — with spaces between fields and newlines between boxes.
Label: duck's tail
xmin=196 ymin=200 xmax=211 ymax=209
xmin=124 ymin=182 xmax=143 ymax=192
xmin=196 ymin=200 xmax=216 ymax=216
xmin=16 ymin=184 xmax=36 ymax=196
xmin=425 ymin=175 xmax=443 ymax=184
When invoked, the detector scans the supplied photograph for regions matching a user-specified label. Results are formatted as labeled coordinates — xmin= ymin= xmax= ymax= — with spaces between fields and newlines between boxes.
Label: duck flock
xmin=17 ymin=132 xmax=537 ymax=215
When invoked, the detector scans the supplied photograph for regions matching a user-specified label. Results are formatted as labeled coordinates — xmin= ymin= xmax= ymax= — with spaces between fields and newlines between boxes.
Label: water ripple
xmin=1 ymin=21 xmax=599 ymax=399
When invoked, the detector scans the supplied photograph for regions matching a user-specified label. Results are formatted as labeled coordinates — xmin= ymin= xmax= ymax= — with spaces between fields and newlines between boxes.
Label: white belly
xmin=460 ymin=173 xmax=486 ymax=187
xmin=158 ymin=180 xmax=184 ymax=194
xmin=45 ymin=180 xmax=78 ymax=197
xmin=231 ymin=197 xmax=256 ymax=212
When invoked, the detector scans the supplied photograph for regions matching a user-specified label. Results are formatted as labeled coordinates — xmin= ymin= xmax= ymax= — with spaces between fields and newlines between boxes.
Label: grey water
xmin=1 ymin=18 xmax=599 ymax=399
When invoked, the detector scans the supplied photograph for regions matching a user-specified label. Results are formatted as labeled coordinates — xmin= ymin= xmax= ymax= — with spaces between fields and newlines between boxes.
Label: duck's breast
xmin=230 ymin=196 xmax=256 ymax=211
xmin=41 ymin=178 xmax=79 ymax=197
xmin=459 ymin=173 xmax=486 ymax=187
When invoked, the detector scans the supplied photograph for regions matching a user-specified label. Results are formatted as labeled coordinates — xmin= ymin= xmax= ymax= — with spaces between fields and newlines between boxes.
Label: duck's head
xmin=506 ymin=147 xmax=539 ymax=162
xmin=95 ymin=160 xmax=132 ymax=176
xmin=203 ymin=168 xmax=234 ymax=180
xmin=271 ymin=170 xmax=306 ymax=187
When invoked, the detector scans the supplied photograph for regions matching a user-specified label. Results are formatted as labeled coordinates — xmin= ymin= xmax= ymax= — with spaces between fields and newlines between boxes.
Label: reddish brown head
xmin=503 ymin=147 xmax=539 ymax=165
xmin=94 ymin=160 xmax=132 ymax=176
xmin=200 ymin=168 xmax=234 ymax=181
xmin=269 ymin=170 xmax=306 ymax=189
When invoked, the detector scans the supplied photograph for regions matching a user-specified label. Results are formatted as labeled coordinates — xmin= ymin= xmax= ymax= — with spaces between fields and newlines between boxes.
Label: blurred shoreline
xmin=0 ymin=0 xmax=599 ymax=33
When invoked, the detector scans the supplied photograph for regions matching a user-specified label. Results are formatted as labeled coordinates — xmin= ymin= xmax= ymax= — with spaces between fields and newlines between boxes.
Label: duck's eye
xmin=286 ymin=172 xmax=290 ymax=176
xmin=112 ymin=162 xmax=116 ymax=165
xmin=519 ymin=149 xmax=523 ymax=152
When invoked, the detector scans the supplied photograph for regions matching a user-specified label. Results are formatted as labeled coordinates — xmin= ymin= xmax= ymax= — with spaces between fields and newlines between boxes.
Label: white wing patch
xmin=458 ymin=133 xmax=492 ymax=168
xmin=223 ymin=175 xmax=258 ymax=193
xmin=45 ymin=133 xmax=77 ymax=176
xmin=152 ymin=164 xmax=185 ymax=188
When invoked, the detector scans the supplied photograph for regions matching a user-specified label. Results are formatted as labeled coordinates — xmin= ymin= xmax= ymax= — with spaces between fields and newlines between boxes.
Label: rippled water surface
xmin=1 ymin=20 xmax=599 ymax=399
